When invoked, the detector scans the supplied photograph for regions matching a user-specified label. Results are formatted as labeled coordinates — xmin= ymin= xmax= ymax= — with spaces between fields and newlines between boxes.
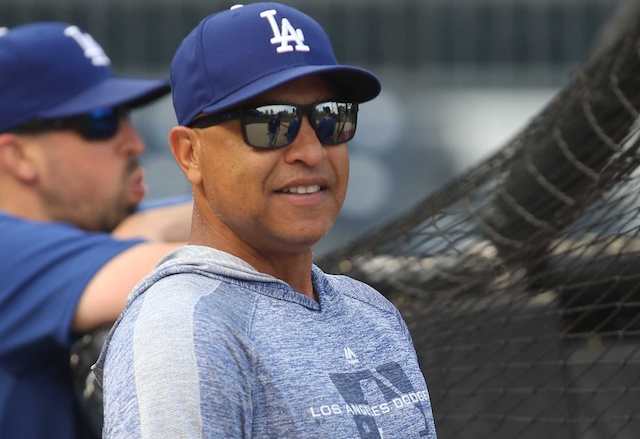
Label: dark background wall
xmin=0 ymin=0 xmax=622 ymax=256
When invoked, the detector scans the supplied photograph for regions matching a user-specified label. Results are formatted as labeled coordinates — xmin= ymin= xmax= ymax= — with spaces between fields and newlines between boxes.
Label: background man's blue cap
xmin=0 ymin=22 xmax=170 ymax=133
xmin=170 ymin=2 xmax=382 ymax=126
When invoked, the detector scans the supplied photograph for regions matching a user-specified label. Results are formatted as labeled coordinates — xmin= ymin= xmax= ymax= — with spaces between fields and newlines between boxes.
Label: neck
xmin=188 ymin=208 xmax=317 ymax=301
xmin=0 ymin=183 xmax=46 ymax=221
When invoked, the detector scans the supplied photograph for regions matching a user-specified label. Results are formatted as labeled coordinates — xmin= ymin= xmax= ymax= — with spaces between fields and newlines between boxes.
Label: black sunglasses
xmin=8 ymin=107 xmax=128 ymax=141
xmin=188 ymin=100 xmax=359 ymax=149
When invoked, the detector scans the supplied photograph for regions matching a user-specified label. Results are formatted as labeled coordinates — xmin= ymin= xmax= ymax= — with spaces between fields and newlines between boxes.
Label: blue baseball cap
xmin=170 ymin=2 xmax=381 ymax=126
xmin=0 ymin=22 xmax=170 ymax=133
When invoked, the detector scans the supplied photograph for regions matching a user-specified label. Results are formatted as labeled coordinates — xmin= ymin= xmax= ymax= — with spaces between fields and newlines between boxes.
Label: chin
xmin=284 ymin=231 xmax=330 ymax=251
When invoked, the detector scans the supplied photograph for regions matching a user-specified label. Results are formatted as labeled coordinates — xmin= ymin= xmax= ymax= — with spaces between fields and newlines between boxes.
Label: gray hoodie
xmin=94 ymin=245 xmax=437 ymax=438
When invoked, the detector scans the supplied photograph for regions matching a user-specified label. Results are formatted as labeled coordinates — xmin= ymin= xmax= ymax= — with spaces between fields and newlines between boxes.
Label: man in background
xmin=0 ymin=22 xmax=190 ymax=438
xmin=317 ymin=105 xmax=336 ymax=143
xmin=267 ymin=112 xmax=281 ymax=146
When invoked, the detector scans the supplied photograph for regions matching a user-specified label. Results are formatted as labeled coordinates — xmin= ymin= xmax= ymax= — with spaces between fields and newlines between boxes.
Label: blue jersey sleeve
xmin=0 ymin=213 xmax=144 ymax=373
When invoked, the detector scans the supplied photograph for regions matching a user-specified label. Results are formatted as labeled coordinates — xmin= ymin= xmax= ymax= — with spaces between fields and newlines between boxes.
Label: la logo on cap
xmin=260 ymin=9 xmax=310 ymax=54
xmin=64 ymin=25 xmax=111 ymax=67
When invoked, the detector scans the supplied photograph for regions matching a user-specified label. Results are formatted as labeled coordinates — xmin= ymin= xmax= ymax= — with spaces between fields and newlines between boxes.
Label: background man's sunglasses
xmin=188 ymin=100 xmax=359 ymax=149
xmin=8 ymin=107 xmax=128 ymax=141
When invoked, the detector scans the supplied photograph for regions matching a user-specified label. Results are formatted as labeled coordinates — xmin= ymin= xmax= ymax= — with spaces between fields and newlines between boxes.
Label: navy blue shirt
xmin=267 ymin=116 xmax=281 ymax=134
xmin=286 ymin=117 xmax=300 ymax=142
xmin=317 ymin=115 xmax=335 ymax=143
xmin=0 ymin=212 xmax=142 ymax=439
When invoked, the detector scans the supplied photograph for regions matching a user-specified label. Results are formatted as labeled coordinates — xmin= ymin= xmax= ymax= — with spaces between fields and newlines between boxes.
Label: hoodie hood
xmin=152 ymin=245 xmax=285 ymax=285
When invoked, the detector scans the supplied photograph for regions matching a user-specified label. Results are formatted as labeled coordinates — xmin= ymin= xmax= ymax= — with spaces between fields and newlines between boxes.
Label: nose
xmin=116 ymin=119 xmax=146 ymax=157
xmin=282 ymin=116 xmax=324 ymax=166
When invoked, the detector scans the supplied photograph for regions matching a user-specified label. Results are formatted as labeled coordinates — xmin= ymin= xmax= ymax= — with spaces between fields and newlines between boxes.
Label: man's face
xmin=31 ymin=117 xmax=146 ymax=232
xmin=193 ymin=75 xmax=350 ymax=257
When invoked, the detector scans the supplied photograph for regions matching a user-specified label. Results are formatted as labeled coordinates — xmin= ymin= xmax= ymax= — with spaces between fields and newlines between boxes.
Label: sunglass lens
xmin=84 ymin=107 xmax=121 ymax=140
xmin=312 ymin=102 xmax=357 ymax=145
xmin=243 ymin=105 xmax=297 ymax=148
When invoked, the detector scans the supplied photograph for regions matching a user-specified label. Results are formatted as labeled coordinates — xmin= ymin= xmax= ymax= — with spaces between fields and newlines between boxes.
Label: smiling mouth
xmin=280 ymin=184 xmax=322 ymax=194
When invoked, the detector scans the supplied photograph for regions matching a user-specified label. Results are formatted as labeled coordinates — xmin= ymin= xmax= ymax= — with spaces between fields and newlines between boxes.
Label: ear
xmin=169 ymin=126 xmax=203 ymax=186
xmin=0 ymin=133 xmax=38 ymax=183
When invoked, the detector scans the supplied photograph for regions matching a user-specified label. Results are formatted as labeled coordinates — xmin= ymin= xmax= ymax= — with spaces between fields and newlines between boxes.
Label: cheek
xmin=331 ymin=147 xmax=350 ymax=203
xmin=199 ymin=149 xmax=252 ymax=208
xmin=43 ymin=148 xmax=91 ymax=185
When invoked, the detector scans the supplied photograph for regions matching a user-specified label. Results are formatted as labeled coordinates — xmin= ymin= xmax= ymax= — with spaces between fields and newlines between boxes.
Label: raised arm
xmin=112 ymin=200 xmax=193 ymax=242
xmin=72 ymin=199 xmax=193 ymax=332
xmin=72 ymin=241 xmax=183 ymax=332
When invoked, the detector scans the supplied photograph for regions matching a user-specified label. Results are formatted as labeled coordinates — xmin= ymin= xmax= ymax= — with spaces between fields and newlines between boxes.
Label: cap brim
xmin=38 ymin=77 xmax=170 ymax=119
xmin=195 ymin=65 xmax=380 ymax=125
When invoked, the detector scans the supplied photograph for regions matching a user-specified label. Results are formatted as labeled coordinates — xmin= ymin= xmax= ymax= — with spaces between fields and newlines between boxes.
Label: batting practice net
xmin=317 ymin=1 xmax=640 ymax=438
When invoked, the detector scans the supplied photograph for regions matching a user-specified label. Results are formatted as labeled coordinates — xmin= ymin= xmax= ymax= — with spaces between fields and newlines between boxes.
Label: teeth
xmin=282 ymin=185 xmax=321 ymax=194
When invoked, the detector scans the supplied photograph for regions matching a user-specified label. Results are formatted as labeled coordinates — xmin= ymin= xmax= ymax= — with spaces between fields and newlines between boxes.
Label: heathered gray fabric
xmin=94 ymin=245 xmax=437 ymax=438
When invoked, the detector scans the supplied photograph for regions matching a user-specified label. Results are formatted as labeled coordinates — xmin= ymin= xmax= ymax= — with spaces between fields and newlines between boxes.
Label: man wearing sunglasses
xmin=0 ymin=22 xmax=191 ymax=438
xmin=96 ymin=3 xmax=437 ymax=438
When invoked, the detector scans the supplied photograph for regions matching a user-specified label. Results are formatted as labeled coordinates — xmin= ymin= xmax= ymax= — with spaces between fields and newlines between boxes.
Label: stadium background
xmin=0 ymin=0 xmax=620 ymax=257
xmin=4 ymin=1 xmax=634 ymax=438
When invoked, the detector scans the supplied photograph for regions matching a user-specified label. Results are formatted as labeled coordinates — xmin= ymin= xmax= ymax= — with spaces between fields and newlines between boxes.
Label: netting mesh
xmin=317 ymin=2 xmax=640 ymax=438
